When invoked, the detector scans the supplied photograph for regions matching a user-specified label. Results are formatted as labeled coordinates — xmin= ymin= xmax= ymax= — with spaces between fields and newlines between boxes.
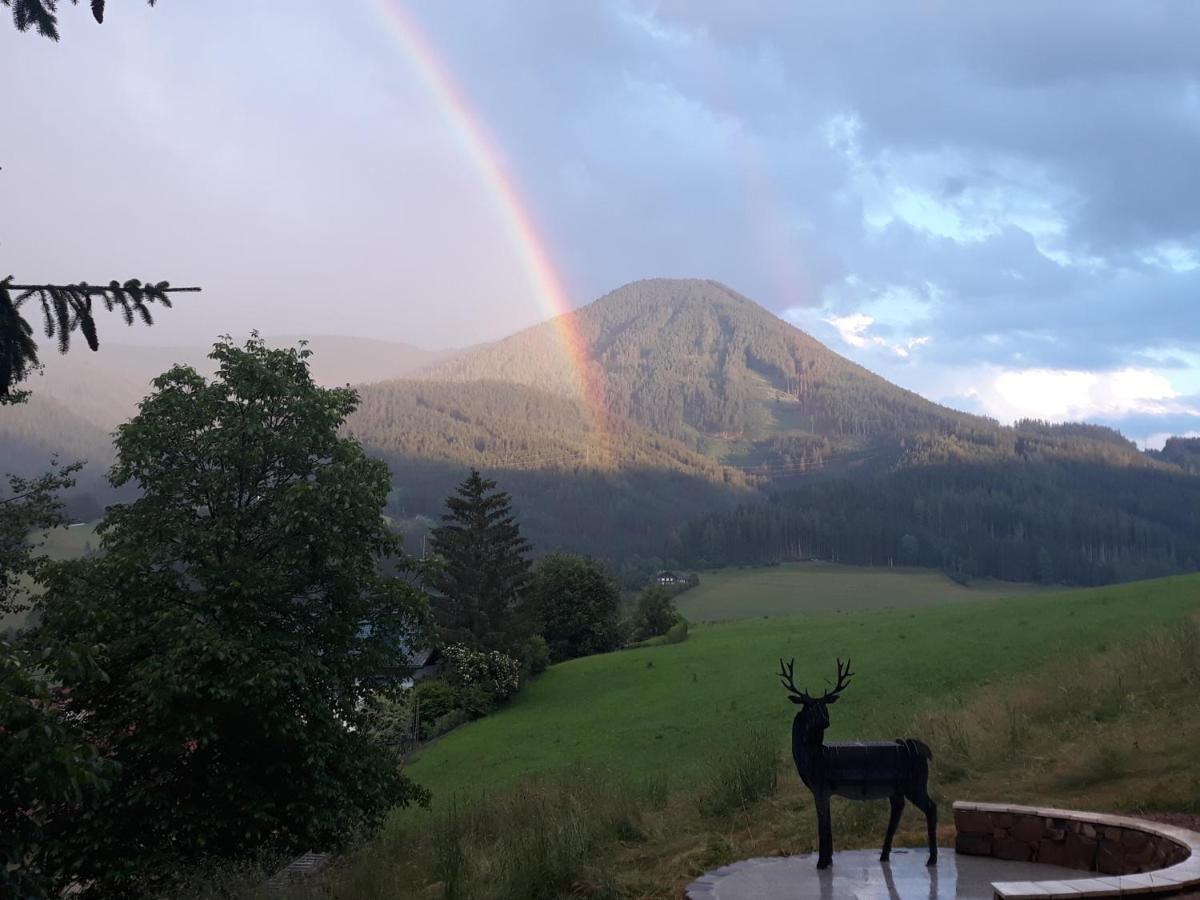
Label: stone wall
xmin=955 ymin=803 xmax=1191 ymax=876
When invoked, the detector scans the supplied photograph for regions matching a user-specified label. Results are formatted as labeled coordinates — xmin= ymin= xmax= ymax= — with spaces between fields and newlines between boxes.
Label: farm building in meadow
xmin=654 ymin=570 xmax=685 ymax=587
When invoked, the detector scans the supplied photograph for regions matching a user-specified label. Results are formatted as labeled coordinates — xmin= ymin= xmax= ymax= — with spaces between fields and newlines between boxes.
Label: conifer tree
xmin=429 ymin=469 xmax=532 ymax=650
xmin=3 ymin=0 xmax=157 ymax=40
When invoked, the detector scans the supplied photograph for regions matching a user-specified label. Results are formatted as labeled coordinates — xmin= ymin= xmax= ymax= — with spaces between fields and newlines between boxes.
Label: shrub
xmin=429 ymin=708 xmax=472 ymax=740
xmin=414 ymin=678 xmax=459 ymax=738
xmin=518 ymin=634 xmax=550 ymax=678
xmin=631 ymin=586 xmax=677 ymax=641
xmin=698 ymin=728 xmax=779 ymax=818
xmin=443 ymin=644 xmax=520 ymax=701
xmin=665 ymin=619 xmax=689 ymax=644
xmin=456 ymin=682 xmax=497 ymax=719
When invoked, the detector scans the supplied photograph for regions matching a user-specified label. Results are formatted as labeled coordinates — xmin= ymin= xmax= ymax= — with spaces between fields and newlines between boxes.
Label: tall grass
xmin=698 ymin=727 xmax=780 ymax=818
xmin=914 ymin=616 xmax=1200 ymax=795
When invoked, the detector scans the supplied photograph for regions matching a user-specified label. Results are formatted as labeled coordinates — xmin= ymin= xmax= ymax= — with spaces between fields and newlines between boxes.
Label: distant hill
xmin=1 ymin=335 xmax=457 ymax=520
xmin=10 ymin=335 xmax=455 ymax=432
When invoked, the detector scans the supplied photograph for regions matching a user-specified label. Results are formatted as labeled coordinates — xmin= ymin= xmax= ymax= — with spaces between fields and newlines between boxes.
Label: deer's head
xmin=778 ymin=657 xmax=854 ymax=742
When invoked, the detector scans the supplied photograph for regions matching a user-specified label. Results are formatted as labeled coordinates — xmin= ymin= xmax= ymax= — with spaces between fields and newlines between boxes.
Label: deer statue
xmin=779 ymin=657 xmax=937 ymax=869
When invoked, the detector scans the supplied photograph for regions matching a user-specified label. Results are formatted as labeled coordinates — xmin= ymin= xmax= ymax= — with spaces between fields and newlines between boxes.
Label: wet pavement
xmin=686 ymin=848 xmax=1088 ymax=899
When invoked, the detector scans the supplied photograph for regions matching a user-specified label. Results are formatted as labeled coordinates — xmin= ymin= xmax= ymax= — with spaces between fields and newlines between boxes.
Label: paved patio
xmin=686 ymin=848 xmax=1087 ymax=899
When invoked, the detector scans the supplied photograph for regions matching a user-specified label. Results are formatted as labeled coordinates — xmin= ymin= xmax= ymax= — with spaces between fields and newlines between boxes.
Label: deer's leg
xmin=881 ymin=793 xmax=905 ymax=862
xmin=816 ymin=793 xmax=833 ymax=869
xmin=909 ymin=791 xmax=938 ymax=867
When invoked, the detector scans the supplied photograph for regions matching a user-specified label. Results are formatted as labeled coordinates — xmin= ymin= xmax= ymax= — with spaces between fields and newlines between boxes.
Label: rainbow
xmin=369 ymin=1 xmax=612 ymax=461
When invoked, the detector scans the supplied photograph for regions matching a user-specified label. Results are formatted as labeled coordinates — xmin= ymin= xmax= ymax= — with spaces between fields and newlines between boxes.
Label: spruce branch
xmin=3 ymin=0 xmax=159 ymax=41
xmin=0 ymin=277 xmax=199 ymax=398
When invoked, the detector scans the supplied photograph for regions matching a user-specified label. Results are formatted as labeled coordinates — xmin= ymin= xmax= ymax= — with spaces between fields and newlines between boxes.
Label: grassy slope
xmin=407 ymin=575 xmax=1200 ymax=805
xmin=676 ymin=562 xmax=1049 ymax=622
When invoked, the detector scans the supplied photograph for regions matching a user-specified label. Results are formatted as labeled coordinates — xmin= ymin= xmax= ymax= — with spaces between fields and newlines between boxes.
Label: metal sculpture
xmin=779 ymin=657 xmax=937 ymax=869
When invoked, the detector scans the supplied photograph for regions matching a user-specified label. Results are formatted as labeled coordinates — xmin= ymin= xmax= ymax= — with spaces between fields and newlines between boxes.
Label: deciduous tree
xmin=527 ymin=554 xmax=622 ymax=662
xmin=33 ymin=336 xmax=432 ymax=895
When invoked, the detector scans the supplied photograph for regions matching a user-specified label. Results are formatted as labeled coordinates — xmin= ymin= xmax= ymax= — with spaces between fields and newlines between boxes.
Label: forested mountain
xmin=1150 ymin=436 xmax=1200 ymax=474
xmin=342 ymin=379 xmax=750 ymax=568
xmin=421 ymin=279 xmax=1158 ymax=479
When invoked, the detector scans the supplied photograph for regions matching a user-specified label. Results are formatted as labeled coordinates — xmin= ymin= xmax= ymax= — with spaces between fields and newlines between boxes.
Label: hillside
xmin=343 ymin=378 xmax=750 ymax=562
xmin=278 ymin=576 xmax=1200 ymax=899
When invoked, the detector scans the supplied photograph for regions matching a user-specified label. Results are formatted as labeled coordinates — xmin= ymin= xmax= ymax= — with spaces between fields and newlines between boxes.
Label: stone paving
xmin=685 ymin=848 xmax=1088 ymax=899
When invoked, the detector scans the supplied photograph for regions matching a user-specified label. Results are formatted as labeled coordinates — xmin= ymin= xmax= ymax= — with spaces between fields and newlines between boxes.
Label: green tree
xmin=527 ymin=554 xmax=622 ymax=662
xmin=0 ymin=447 xmax=115 ymax=899
xmin=429 ymin=469 xmax=531 ymax=650
xmin=1 ymin=638 xmax=115 ymax=898
xmin=631 ymin=584 xmax=677 ymax=641
xmin=0 ymin=459 xmax=81 ymax=621
xmin=33 ymin=336 xmax=432 ymax=895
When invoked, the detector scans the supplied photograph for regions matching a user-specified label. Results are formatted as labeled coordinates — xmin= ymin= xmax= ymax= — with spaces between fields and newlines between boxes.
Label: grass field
xmin=675 ymin=562 xmax=1049 ymax=622
xmin=257 ymin=573 xmax=1200 ymax=900
xmin=407 ymin=575 xmax=1199 ymax=804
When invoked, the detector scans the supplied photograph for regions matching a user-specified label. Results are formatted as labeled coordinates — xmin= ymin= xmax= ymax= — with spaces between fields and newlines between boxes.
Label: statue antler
xmin=778 ymin=657 xmax=815 ymax=702
xmin=817 ymin=657 xmax=854 ymax=703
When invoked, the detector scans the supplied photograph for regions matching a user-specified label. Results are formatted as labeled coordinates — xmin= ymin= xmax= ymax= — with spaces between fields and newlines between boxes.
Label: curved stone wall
xmin=954 ymin=801 xmax=1200 ymax=898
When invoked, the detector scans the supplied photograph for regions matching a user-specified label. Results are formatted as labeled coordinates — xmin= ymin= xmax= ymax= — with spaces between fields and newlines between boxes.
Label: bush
xmin=429 ymin=708 xmax=472 ymax=740
xmin=698 ymin=728 xmax=779 ymax=818
xmin=414 ymin=678 xmax=458 ymax=737
xmin=665 ymin=619 xmax=689 ymax=644
xmin=631 ymin=586 xmax=677 ymax=641
xmin=443 ymin=644 xmax=520 ymax=701
xmin=456 ymin=682 xmax=498 ymax=719
xmin=517 ymin=634 xmax=550 ymax=678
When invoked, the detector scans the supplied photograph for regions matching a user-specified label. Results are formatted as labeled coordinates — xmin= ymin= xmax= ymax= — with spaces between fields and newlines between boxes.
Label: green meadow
xmin=407 ymin=574 xmax=1200 ymax=804
xmin=675 ymin=561 xmax=1049 ymax=622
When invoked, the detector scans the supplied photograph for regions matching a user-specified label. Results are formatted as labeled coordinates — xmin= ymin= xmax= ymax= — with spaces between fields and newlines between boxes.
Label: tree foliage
xmin=0 ymin=407 xmax=111 ymax=899
xmin=526 ymin=554 xmax=623 ymax=663
xmin=0 ymin=459 xmax=81 ymax=619
xmin=31 ymin=336 xmax=433 ymax=895
xmin=429 ymin=469 xmax=532 ymax=650
xmin=676 ymin=458 xmax=1200 ymax=585
xmin=631 ymin=585 xmax=678 ymax=641
xmin=3 ymin=0 xmax=157 ymax=40
xmin=1 ymin=638 xmax=115 ymax=898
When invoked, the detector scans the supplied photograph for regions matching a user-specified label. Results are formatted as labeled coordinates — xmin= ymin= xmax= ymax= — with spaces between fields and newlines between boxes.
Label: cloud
xmin=820 ymin=313 xmax=930 ymax=358
xmin=1 ymin=0 xmax=1196 ymax=431
xmin=962 ymin=367 xmax=1200 ymax=424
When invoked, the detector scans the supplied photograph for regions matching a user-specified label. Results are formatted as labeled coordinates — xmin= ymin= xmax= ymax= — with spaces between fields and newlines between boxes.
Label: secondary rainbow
xmin=369 ymin=1 xmax=612 ymax=460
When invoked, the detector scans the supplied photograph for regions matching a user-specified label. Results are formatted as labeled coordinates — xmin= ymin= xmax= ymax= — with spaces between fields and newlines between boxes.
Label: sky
xmin=1 ymin=1 xmax=1197 ymax=447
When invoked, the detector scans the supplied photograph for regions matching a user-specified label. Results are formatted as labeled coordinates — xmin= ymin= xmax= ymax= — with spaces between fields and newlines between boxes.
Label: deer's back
xmin=821 ymin=741 xmax=923 ymax=799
